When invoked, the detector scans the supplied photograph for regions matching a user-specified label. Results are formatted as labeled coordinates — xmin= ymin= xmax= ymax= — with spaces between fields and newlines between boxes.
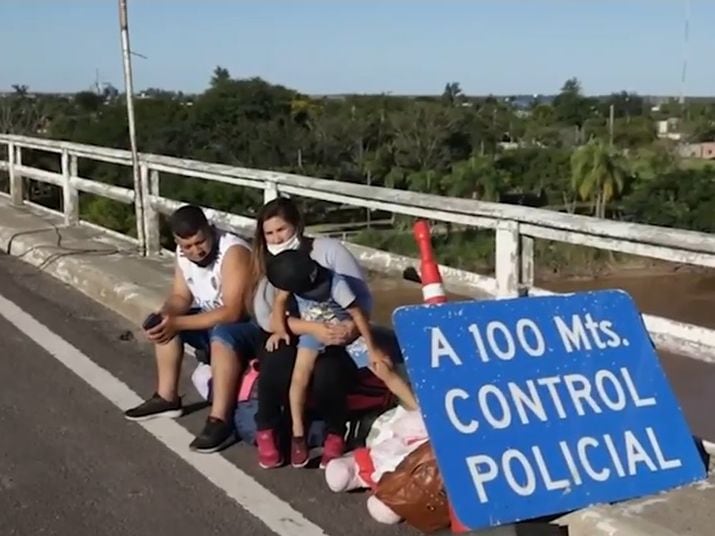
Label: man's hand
xmin=146 ymin=315 xmax=178 ymax=345
xmin=265 ymin=331 xmax=291 ymax=352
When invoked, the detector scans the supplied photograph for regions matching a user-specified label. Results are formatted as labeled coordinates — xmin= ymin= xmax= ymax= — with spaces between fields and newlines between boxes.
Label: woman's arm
xmin=270 ymin=290 xmax=290 ymax=334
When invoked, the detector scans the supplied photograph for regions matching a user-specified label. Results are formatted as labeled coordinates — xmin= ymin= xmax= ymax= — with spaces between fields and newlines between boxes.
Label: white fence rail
xmin=1 ymin=133 xmax=714 ymax=362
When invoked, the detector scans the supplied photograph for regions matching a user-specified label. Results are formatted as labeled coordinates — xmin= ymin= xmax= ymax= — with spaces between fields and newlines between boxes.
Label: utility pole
xmin=679 ymin=0 xmax=691 ymax=108
xmin=118 ymin=0 xmax=146 ymax=255
xmin=609 ymin=104 xmax=615 ymax=147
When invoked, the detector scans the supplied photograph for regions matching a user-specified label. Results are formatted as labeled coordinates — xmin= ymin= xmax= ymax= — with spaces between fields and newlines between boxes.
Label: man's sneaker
xmin=256 ymin=429 xmax=283 ymax=469
xmin=320 ymin=433 xmax=346 ymax=469
xmin=291 ymin=436 xmax=310 ymax=468
xmin=189 ymin=416 xmax=235 ymax=453
xmin=124 ymin=393 xmax=183 ymax=422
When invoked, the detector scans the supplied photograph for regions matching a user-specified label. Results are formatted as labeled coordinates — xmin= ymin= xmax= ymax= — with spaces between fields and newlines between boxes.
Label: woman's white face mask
xmin=266 ymin=233 xmax=301 ymax=256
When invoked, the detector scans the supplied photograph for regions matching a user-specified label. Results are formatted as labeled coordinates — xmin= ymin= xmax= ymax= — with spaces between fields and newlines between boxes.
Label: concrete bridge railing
xmin=1 ymin=133 xmax=714 ymax=363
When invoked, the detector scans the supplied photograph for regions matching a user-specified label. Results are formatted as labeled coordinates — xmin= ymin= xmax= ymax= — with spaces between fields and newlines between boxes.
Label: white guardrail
xmin=1 ymin=133 xmax=715 ymax=363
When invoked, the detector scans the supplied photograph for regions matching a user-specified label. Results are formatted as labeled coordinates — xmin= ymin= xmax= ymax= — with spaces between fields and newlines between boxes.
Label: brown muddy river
xmin=545 ymin=271 xmax=715 ymax=331
xmin=370 ymin=269 xmax=715 ymax=330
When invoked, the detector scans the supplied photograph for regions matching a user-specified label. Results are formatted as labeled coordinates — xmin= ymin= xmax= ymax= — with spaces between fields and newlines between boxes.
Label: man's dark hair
xmin=169 ymin=205 xmax=210 ymax=238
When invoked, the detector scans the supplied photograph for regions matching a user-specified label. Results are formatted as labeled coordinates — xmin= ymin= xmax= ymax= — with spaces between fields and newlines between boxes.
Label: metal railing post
xmin=495 ymin=220 xmax=521 ymax=298
xmin=143 ymin=165 xmax=161 ymax=255
xmin=9 ymin=143 xmax=23 ymax=206
xmin=520 ymin=235 xmax=535 ymax=294
xmin=62 ymin=150 xmax=80 ymax=225
xmin=263 ymin=180 xmax=278 ymax=203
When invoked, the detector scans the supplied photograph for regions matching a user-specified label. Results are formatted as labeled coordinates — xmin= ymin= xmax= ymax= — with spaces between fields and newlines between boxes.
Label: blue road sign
xmin=392 ymin=289 xmax=706 ymax=530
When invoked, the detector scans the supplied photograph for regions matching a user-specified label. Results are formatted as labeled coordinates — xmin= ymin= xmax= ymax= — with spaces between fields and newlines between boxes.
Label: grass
xmin=680 ymin=158 xmax=715 ymax=171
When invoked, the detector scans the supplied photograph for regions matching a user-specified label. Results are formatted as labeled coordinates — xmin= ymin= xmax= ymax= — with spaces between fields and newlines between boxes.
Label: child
xmin=265 ymin=249 xmax=404 ymax=468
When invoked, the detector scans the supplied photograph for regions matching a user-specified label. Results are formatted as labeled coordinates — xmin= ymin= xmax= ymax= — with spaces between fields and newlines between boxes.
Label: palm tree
xmin=441 ymin=156 xmax=505 ymax=201
xmin=571 ymin=139 xmax=629 ymax=218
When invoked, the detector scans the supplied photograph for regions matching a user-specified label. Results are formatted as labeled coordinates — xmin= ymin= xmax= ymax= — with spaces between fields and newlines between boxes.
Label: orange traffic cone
xmin=413 ymin=220 xmax=469 ymax=533
xmin=413 ymin=220 xmax=447 ymax=305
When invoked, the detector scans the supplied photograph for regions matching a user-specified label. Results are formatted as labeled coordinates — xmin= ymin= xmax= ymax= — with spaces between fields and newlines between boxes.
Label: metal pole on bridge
xmin=118 ymin=0 xmax=147 ymax=256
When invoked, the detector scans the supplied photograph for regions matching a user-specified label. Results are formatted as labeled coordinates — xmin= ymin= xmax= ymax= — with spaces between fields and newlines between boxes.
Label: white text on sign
xmin=428 ymin=312 xmax=684 ymax=503
xmin=431 ymin=313 xmax=630 ymax=367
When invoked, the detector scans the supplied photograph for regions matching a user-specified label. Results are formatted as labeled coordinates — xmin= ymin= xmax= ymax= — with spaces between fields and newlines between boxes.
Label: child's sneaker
xmin=320 ymin=433 xmax=345 ymax=469
xmin=291 ymin=436 xmax=310 ymax=468
xmin=256 ymin=429 xmax=282 ymax=469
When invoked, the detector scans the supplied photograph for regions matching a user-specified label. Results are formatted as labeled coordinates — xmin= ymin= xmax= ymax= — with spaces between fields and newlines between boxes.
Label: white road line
xmin=0 ymin=292 xmax=330 ymax=536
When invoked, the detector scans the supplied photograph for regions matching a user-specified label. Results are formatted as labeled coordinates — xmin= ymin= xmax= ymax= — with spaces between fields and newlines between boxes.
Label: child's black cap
xmin=266 ymin=249 xmax=330 ymax=298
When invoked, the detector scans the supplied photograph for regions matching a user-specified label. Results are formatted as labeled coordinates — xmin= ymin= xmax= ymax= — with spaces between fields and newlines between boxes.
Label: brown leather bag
xmin=374 ymin=442 xmax=451 ymax=533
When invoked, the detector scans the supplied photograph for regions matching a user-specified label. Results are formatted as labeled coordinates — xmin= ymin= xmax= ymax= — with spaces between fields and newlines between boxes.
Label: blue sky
xmin=1 ymin=1 xmax=713 ymax=96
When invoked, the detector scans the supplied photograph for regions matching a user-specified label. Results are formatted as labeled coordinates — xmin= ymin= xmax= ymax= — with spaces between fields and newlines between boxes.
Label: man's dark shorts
xmin=179 ymin=310 xmax=261 ymax=364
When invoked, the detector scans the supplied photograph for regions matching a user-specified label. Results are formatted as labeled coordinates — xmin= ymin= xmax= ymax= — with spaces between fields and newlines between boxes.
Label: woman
xmin=251 ymin=196 xmax=372 ymax=469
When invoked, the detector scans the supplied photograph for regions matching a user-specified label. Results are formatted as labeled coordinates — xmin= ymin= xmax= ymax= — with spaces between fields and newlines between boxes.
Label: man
xmin=124 ymin=204 xmax=258 ymax=453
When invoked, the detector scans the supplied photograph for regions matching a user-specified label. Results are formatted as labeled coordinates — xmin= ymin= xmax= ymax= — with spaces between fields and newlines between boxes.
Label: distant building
xmin=678 ymin=142 xmax=715 ymax=160
xmin=656 ymin=118 xmax=682 ymax=141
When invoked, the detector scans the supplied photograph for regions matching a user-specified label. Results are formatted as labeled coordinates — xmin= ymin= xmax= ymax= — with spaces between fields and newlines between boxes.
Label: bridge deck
xmin=0 ymin=197 xmax=713 ymax=535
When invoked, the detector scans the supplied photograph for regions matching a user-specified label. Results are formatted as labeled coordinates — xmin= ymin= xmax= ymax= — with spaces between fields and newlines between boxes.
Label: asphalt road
xmin=0 ymin=254 xmax=462 ymax=536
xmin=8 ymin=251 xmax=712 ymax=536
xmin=0 ymin=257 xmax=273 ymax=536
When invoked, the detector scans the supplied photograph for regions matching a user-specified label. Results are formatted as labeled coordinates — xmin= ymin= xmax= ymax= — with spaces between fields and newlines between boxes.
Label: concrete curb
xmin=0 ymin=203 xmax=169 ymax=325
xmin=555 ymin=504 xmax=680 ymax=536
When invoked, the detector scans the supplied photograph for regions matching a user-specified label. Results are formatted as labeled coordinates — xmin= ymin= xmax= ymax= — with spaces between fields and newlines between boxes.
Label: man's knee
xmin=153 ymin=335 xmax=184 ymax=358
xmin=209 ymin=321 xmax=260 ymax=361
xmin=209 ymin=337 xmax=240 ymax=361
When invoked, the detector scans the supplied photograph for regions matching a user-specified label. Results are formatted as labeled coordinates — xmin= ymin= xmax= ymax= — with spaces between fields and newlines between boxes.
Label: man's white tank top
xmin=176 ymin=230 xmax=250 ymax=311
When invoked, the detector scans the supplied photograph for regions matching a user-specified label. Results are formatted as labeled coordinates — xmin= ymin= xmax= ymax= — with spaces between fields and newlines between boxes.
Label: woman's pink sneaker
xmin=256 ymin=429 xmax=282 ymax=469
xmin=320 ymin=433 xmax=346 ymax=469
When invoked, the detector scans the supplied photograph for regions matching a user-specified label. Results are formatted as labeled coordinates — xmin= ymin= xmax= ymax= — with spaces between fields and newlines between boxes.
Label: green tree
xmin=523 ymin=104 xmax=562 ymax=146
xmin=74 ymin=91 xmax=104 ymax=113
xmin=628 ymin=142 xmax=679 ymax=181
xmin=613 ymin=116 xmax=656 ymax=148
xmin=621 ymin=168 xmax=715 ymax=232
xmin=442 ymin=82 xmax=464 ymax=106
xmin=552 ymin=78 xmax=596 ymax=131
xmin=440 ymin=156 xmax=505 ymax=200
xmin=571 ymin=139 xmax=629 ymax=218
xmin=601 ymin=91 xmax=645 ymax=119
